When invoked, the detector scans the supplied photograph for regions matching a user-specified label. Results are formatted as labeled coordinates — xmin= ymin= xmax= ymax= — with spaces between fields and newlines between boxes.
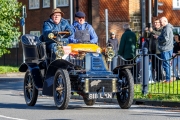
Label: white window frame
xmin=173 ymin=0 xmax=180 ymax=10
xmin=57 ymin=0 xmax=69 ymax=7
xmin=173 ymin=27 xmax=180 ymax=34
xmin=43 ymin=0 xmax=50 ymax=8
xmin=30 ymin=31 xmax=41 ymax=37
xmin=29 ymin=0 xmax=40 ymax=9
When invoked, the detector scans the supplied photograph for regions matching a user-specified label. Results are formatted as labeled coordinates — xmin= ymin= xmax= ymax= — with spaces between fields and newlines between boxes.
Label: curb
xmin=0 ymin=73 xmax=25 ymax=78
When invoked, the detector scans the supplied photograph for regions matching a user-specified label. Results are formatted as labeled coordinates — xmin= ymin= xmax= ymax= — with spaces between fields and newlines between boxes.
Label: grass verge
xmin=0 ymin=66 xmax=19 ymax=74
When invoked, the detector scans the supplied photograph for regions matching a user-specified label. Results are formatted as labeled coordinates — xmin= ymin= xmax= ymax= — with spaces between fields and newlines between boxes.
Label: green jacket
xmin=118 ymin=29 xmax=137 ymax=59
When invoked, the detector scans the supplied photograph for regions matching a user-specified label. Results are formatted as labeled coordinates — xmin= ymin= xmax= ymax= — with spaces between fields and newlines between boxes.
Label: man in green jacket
xmin=118 ymin=23 xmax=137 ymax=60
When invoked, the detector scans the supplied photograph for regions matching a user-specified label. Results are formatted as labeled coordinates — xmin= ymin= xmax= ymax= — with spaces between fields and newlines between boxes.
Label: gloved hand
xmin=52 ymin=31 xmax=58 ymax=36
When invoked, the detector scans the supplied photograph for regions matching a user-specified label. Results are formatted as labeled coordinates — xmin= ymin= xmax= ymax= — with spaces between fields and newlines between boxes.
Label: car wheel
xmin=54 ymin=69 xmax=71 ymax=110
xmin=24 ymin=70 xmax=38 ymax=106
xmin=116 ymin=69 xmax=134 ymax=109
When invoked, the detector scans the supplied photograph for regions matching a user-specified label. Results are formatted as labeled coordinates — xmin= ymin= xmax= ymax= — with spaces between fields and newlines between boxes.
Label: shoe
xmin=162 ymin=79 xmax=175 ymax=83
xmin=149 ymin=80 xmax=155 ymax=84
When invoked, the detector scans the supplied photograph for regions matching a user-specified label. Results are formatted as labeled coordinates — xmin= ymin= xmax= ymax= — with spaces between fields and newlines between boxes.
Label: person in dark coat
xmin=172 ymin=34 xmax=180 ymax=80
xmin=144 ymin=19 xmax=165 ymax=82
xmin=118 ymin=23 xmax=137 ymax=60
xmin=108 ymin=32 xmax=118 ymax=56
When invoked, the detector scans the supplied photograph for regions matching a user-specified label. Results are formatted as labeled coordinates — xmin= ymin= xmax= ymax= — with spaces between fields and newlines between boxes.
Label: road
xmin=0 ymin=78 xmax=180 ymax=120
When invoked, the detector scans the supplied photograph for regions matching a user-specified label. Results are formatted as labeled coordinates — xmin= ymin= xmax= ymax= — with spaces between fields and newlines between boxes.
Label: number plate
xmin=88 ymin=93 xmax=112 ymax=99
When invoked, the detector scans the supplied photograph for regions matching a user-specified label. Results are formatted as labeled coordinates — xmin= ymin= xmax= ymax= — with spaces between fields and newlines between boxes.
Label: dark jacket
xmin=145 ymin=27 xmax=162 ymax=54
xmin=158 ymin=23 xmax=174 ymax=52
xmin=173 ymin=42 xmax=180 ymax=53
xmin=42 ymin=18 xmax=73 ymax=45
xmin=118 ymin=29 xmax=137 ymax=59
xmin=108 ymin=38 xmax=118 ymax=55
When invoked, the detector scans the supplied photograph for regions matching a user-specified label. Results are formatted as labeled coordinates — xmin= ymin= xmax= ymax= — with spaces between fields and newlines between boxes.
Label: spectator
xmin=154 ymin=17 xmax=174 ymax=83
xmin=145 ymin=19 xmax=165 ymax=82
xmin=42 ymin=8 xmax=73 ymax=60
xmin=69 ymin=11 xmax=98 ymax=44
xmin=172 ymin=34 xmax=180 ymax=80
xmin=118 ymin=23 xmax=137 ymax=60
xmin=107 ymin=32 xmax=118 ymax=56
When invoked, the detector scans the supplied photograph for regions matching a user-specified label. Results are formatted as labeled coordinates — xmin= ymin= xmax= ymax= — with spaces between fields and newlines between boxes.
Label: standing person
xmin=118 ymin=23 xmax=137 ymax=60
xmin=172 ymin=34 xmax=180 ymax=80
xmin=154 ymin=17 xmax=174 ymax=83
xmin=68 ymin=11 xmax=98 ymax=44
xmin=145 ymin=19 xmax=165 ymax=82
xmin=108 ymin=32 xmax=118 ymax=56
xmin=42 ymin=8 xmax=73 ymax=60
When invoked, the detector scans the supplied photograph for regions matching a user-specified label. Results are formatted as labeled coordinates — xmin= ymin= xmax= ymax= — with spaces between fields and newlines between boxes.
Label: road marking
xmin=0 ymin=115 xmax=27 ymax=120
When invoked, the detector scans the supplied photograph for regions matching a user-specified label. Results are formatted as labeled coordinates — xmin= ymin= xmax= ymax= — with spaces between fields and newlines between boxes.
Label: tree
xmin=0 ymin=0 xmax=22 ymax=57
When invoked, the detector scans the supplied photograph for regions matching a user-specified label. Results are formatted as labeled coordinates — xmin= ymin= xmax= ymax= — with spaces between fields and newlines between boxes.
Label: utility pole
xmin=53 ymin=0 xmax=56 ymax=9
xmin=105 ymin=9 xmax=108 ymax=43
xmin=70 ymin=0 xmax=73 ymax=24
xmin=148 ymin=0 xmax=152 ymax=28
xmin=141 ymin=0 xmax=146 ymax=37
xmin=20 ymin=5 xmax=27 ymax=63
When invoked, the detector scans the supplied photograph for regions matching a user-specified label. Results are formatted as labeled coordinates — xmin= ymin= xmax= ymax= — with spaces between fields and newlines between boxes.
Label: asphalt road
xmin=0 ymin=78 xmax=180 ymax=120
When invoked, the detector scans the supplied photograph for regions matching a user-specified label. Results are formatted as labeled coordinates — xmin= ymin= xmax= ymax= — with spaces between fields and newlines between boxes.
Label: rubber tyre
xmin=24 ymin=70 xmax=38 ymax=106
xmin=83 ymin=97 xmax=96 ymax=106
xmin=53 ymin=69 xmax=71 ymax=110
xmin=116 ymin=69 xmax=134 ymax=109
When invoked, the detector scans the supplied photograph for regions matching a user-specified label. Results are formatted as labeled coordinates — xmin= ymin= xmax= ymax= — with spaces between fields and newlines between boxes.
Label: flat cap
xmin=75 ymin=11 xmax=85 ymax=18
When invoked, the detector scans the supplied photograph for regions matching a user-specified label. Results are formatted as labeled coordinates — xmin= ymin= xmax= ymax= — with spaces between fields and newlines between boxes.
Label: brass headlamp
xmin=48 ymin=33 xmax=65 ymax=59
xmin=105 ymin=44 xmax=115 ymax=61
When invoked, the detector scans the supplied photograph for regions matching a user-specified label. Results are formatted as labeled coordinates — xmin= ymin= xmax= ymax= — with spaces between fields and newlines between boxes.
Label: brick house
xmin=0 ymin=0 xmax=179 ymax=65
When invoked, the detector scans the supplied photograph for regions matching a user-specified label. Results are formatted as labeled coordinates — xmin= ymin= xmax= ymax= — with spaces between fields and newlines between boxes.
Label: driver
xmin=42 ymin=8 xmax=73 ymax=60
xmin=68 ymin=11 xmax=98 ymax=44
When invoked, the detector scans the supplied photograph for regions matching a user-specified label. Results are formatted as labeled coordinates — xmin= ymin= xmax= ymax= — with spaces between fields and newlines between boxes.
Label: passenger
xmin=68 ymin=11 xmax=98 ymax=44
xmin=42 ymin=8 xmax=73 ymax=60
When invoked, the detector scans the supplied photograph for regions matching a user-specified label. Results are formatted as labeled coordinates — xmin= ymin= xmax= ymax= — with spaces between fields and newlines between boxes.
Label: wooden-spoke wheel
xmin=54 ymin=69 xmax=71 ymax=110
xmin=24 ymin=70 xmax=38 ymax=106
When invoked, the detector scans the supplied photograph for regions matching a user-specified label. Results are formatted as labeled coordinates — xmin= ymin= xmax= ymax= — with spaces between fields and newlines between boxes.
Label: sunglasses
xmin=77 ymin=17 xmax=84 ymax=19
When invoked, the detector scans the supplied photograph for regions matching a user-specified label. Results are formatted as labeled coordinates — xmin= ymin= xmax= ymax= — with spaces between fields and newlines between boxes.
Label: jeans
xmin=161 ymin=50 xmax=173 ymax=81
xmin=47 ymin=43 xmax=57 ymax=61
xmin=149 ymin=62 xmax=152 ymax=81
xmin=172 ymin=56 xmax=180 ymax=78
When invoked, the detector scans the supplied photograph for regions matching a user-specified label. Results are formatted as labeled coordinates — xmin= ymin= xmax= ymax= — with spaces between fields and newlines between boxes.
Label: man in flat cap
xmin=42 ymin=8 xmax=73 ymax=60
xmin=69 ymin=11 xmax=98 ymax=44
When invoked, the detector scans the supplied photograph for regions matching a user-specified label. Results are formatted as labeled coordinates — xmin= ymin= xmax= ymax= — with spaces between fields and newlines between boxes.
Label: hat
xmin=111 ymin=32 xmax=115 ymax=35
xmin=75 ymin=11 xmax=85 ymax=18
xmin=50 ymin=8 xmax=64 ymax=18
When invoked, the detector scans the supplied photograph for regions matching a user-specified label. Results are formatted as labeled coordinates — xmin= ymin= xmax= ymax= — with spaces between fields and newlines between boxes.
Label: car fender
xmin=19 ymin=63 xmax=43 ymax=89
xmin=42 ymin=59 xmax=74 ymax=96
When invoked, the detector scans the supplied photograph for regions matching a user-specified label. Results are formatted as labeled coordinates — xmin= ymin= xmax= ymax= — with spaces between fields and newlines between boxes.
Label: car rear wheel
xmin=54 ymin=69 xmax=71 ymax=110
xmin=24 ymin=70 xmax=38 ymax=106
xmin=116 ymin=69 xmax=134 ymax=109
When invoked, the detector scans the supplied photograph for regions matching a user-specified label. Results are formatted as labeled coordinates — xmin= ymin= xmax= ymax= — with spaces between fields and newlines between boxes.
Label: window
xmin=57 ymin=0 xmax=69 ymax=7
xmin=30 ymin=31 xmax=41 ymax=37
xmin=173 ymin=27 xmax=180 ymax=34
xmin=43 ymin=0 xmax=50 ymax=8
xmin=173 ymin=0 xmax=180 ymax=9
xmin=29 ymin=0 xmax=40 ymax=9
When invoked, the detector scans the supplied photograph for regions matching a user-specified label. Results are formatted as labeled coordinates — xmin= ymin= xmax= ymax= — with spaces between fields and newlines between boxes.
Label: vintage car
xmin=19 ymin=32 xmax=134 ymax=110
